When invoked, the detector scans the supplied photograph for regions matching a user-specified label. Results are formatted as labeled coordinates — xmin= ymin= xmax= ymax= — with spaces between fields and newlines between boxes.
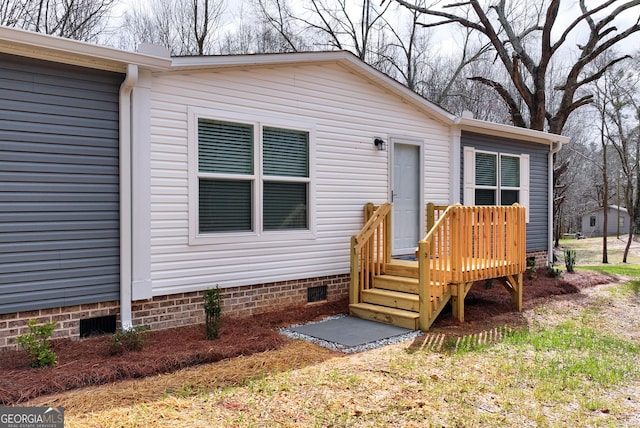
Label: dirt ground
xmin=0 ymin=269 xmax=615 ymax=406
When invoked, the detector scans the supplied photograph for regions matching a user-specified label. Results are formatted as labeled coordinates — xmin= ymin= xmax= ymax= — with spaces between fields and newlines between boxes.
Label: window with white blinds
xmin=464 ymin=147 xmax=529 ymax=222
xmin=472 ymin=151 xmax=522 ymax=206
xmin=263 ymin=126 xmax=309 ymax=230
xmin=196 ymin=118 xmax=309 ymax=234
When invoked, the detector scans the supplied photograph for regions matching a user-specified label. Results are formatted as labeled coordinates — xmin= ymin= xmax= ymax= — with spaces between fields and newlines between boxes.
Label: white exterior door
xmin=392 ymin=142 xmax=421 ymax=255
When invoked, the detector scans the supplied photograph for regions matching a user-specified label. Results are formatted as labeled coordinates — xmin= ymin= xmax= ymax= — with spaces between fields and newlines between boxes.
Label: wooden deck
xmin=350 ymin=203 xmax=526 ymax=331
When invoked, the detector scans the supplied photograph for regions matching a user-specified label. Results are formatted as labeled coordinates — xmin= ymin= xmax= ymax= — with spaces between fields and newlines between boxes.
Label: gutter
xmin=119 ymin=64 xmax=138 ymax=330
xmin=548 ymin=140 xmax=564 ymax=265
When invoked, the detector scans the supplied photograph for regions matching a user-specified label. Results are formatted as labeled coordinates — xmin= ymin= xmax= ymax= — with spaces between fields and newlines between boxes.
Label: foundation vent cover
xmin=307 ymin=285 xmax=328 ymax=303
xmin=80 ymin=315 xmax=116 ymax=338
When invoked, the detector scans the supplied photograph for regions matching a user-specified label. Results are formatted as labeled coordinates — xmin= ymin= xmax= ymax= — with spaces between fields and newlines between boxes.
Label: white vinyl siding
xmin=149 ymin=63 xmax=451 ymax=296
xmin=464 ymin=147 xmax=530 ymax=221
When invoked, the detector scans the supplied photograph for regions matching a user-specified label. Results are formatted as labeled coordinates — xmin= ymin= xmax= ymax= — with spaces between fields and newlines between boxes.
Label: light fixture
xmin=374 ymin=137 xmax=386 ymax=151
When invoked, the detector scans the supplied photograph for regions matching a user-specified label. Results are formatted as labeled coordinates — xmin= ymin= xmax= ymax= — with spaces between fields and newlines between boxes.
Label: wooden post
xmin=418 ymin=240 xmax=430 ymax=331
xmin=363 ymin=202 xmax=374 ymax=223
xmin=427 ymin=202 xmax=435 ymax=232
xmin=349 ymin=236 xmax=359 ymax=305
xmin=426 ymin=202 xmax=435 ymax=255
xmin=513 ymin=272 xmax=523 ymax=311
xmin=451 ymin=282 xmax=465 ymax=322
xmin=450 ymin=206 xmax=459 ymax=282
xmin=384 ymin=207 xmax=392 ymax=265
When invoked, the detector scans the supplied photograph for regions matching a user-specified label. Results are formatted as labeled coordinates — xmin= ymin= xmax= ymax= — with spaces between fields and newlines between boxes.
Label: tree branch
xmin=469 ymin=76 xmax=527 ymax=128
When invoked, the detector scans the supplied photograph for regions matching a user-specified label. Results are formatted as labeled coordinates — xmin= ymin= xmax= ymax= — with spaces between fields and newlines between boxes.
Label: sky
xmin=107 ymin=0 xmax=640 ymax=56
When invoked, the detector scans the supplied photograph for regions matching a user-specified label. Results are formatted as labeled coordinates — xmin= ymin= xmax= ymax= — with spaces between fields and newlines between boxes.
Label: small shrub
xmin=204 ymin=287 xmax=223 ymax=340
xmin=546 ymin=264 xmax=562 ymax=278
xmin=526 ymin=257 xmax=537 ymax=280
xmin=565 ymin=249 xmax=577 ymax=273
xmin=109 ymin=325 xmax=150 ymax=356
xmin=17 ymin=319 xmax=58 ymax=368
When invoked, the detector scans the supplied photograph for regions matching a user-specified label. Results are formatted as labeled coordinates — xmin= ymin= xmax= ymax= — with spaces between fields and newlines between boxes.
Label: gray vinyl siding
xmin=0 ymin=53 xmax=123 ymax=314
xmin=460 ymin=131 xmax=549 ymax=252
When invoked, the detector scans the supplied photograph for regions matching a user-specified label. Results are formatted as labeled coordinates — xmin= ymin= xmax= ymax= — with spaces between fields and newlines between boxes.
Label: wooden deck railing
xmin=349 ymin=203 xmax=391 ymax=305
xmin=417 ymin=204 xmax=526 ymax=329
xmin=350 ymin=202 xmax=526 ymax=330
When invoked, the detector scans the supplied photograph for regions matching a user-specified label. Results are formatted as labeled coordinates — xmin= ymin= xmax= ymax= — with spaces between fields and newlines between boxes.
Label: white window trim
xmin=188 ymin=107 xmax=316 ymax=245
xmin=463 ymin=147 xmax=529 ymax=223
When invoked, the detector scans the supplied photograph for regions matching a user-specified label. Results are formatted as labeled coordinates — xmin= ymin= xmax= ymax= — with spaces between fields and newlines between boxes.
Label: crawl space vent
xmin=307 ymin=285 xmax=328 ymax=303
xmin=80 ymin=315 xmax=116 ymax=338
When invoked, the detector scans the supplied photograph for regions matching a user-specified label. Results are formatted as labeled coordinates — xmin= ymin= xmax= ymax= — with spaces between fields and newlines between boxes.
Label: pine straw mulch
xmin=1 ymin=300 xmax=347 ymax=405
xmin=1 ymin=269 xmax=615 ymax=407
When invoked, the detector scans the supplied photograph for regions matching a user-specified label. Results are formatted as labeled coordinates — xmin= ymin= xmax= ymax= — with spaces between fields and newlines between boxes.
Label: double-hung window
xmin=198 ymin=119 xmax=255 ymax=233
xmin=262 ymin=126 xmax=309 ymax=231
xmin=464 ymin=147 xmax=529 ymax=221
xmin=193 ymin=114 xmax=311 ymax=240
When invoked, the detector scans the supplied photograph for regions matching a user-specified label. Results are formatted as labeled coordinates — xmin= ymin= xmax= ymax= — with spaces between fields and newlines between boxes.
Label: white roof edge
xmin=456 ymin=116 xmax=571 ymax=145
xmin=0 ymin=26 xmax=171 ymax=72
xmin=586 ymin=205 xmax=628 ymax=214
xmin=171 ymin=50 xmax=457 ymax=125
xmin=170 ymin=50 xmax=353 ymax=68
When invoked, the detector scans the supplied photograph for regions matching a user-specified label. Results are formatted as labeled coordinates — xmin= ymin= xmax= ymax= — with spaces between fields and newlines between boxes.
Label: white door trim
xmin=389 ymin=138 xmax=424 ymax=255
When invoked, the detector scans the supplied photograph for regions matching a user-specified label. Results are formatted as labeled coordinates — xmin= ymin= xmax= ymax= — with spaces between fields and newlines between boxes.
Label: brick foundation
xmin=0 ymin=303 xmax=121 ymax=350
xmin=0 ymin=274 xmax=350 ymax=351
xmin=526 ymin=251 xmax=548 ymax=269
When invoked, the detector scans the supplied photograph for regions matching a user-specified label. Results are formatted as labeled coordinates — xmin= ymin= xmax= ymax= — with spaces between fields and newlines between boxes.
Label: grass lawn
xmin=558 ymin=235 xmax=640 ymax=266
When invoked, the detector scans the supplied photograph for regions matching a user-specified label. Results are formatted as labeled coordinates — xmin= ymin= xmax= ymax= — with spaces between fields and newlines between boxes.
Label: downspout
xmin=548 ymin=140 xmax=564 ymax=265
xmin=119 ymin=64 xmax=138 ymax=330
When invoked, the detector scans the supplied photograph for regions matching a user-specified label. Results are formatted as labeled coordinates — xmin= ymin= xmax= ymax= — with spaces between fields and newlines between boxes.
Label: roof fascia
xmin=0 ymin=26 xmax=170 ymax=73
xmin=457 ymin=116 xmax=570 ymax=145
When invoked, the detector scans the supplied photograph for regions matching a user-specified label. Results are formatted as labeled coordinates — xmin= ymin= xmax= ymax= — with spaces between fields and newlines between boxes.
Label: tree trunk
xmin=602 ymin=144 xmax=609 ymax=264
xmin=623 ymin=222 xmax=633 ymax=263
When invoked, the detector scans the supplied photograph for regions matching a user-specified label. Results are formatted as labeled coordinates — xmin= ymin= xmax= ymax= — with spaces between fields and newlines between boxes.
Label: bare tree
xmin=593 ymin=60 xmax=640 ymax=262
xmin=1 ymin=0 xmax=115 ymax=42
xmin=256 ymin=0 xmax=392 ymax=61
xmin=120 ymin=0 xmax=225 ymax=55
xmin=254 ymin=0 xmax=304 ymax=51
xmin=390 ymin=0 xmax=640 ymax=134
xmin=120 ymin=0 xmax=176 ymax=51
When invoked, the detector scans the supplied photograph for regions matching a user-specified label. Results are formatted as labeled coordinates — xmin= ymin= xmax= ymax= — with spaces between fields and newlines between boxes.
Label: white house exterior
xmin=581 ymin=205 xmax=631 ymax=237
xmin=0 ymin=27 xmax=569 ymax=349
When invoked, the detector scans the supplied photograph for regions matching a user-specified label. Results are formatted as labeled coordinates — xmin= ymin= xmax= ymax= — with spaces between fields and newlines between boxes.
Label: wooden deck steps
xmin=361 ymin=288 xmax=419 ymax=312
xmin=349 ymin=302 xmax=420 ymax=330
xmin=349 ymin=259 xmax=445 ymax=331
xmin=384 ymin=259 xmax=419 ymax=278
xmin=373 ymin=274 xmax=419 ymax=294
xmin=350 ymin=203 xmax=526 ymax=332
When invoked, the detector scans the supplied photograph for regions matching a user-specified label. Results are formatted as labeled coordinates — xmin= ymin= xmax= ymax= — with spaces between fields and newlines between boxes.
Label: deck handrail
xmin=350 ymin=203 xmax=391 ymax=305
xmin=417 ymin=204 xmax=526 ymax=330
